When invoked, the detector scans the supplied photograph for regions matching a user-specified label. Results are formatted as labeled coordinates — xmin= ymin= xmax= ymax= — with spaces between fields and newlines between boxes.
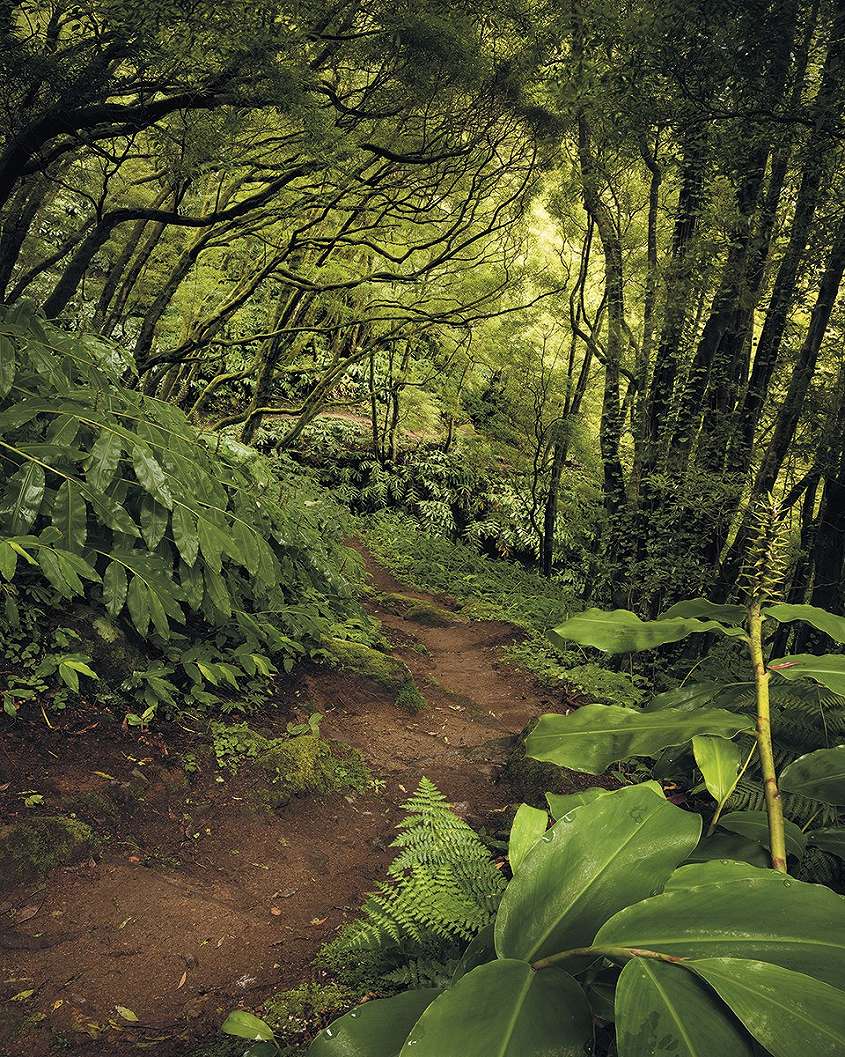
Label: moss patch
xmin=262 ymin=981 xmax=356 ymax=1043
xmin=256 ymin=735 xmax=370 ymax=807
xmin=0 ymin=815 xmax=94 ymax=890
xmin=377 ymin=591 xmax=467 ymax=628
xmin=395 ymin=679 xmax=427 ymax=713
xmin=327 ymin=638 xmax=410 ymax=691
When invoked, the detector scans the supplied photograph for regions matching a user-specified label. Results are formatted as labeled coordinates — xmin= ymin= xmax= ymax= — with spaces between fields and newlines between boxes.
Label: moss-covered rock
xmin=0 ymin=815 xmax=95 ymax=890
xmin=256 ymin=735 xmax=369 ymax=807
xmin=395 ymin=680 xmax=427 ymax=713
xmin=376 ymin=592 xmax=466 ymax=628
xmin=262 ymin=981 xmax=355 ymax=1039
xmin=67 ymin=789 xmax=122 ymax=824
xmin=501 ymin=720 xmax=614 ymax=808
xmin=327 ymin=638 xmax=410 ymax=691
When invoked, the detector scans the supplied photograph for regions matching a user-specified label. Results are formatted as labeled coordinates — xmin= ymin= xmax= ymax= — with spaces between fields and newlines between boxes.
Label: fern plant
xmin=320 ymin=778 xmax=505 ymax=984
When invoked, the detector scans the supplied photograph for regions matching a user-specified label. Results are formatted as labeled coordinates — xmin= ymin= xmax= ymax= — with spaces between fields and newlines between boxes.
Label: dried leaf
xmin=176 ymin=971 xmax=187 ymax=990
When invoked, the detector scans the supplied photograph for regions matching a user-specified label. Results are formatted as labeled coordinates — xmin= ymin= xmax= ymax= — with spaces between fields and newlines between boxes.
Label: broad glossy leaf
xmin=310 ymin=989 xmax=439 ymax=1057
xmin=171 ymin=505 xmax=198 ymax=565
xmin=660 ymin=599 xmax=747 ymax=625
xmin=717 ymin=810 xmax=806 ymax=858
xmin=452 ymin=924 xmax=495 ymax=982
xmin=807 ymin=827 xmax=845 ymax=859
xmin=596 ymin=872 xmax=845 ymax=985
xmin=398 ymin=960 xmax=592 ymax=1057
xmin=6 ymin=462 xmax=45 ymax=533
xmin=495 ymin=786 xmax=700 ymax=961
xmin=508 ymin=804 xmax=548 ymax=871
xmin=615 ymin=958 xmax=753 ymax=1057
xmin=204 ymin=566 xmax=231 ymax=618
xmin=546 ymin=781 xmax=662 ymax=820
xmin=232 ymin=519 xmax=259 ymax=574
xmin=690 ymin=958 xmax=845 ymax=1057
xmin=126 ymin=576 xmax=150 ymax=637
xmin=550 ymin=608 xmax=746 ymax=654
xmin=665 ymin=860 xmax=768 ymax=893
xmin=693 ymin=735 xmax=741 ymax=805
xmin=140 ymin=495 xmax=168 ymax=550
xmin=197 ymin=514 xmax=228 ymax=573
xmin=763 ymin=603 xmax=845 ymax=644
xmin=222 ymin=1010 xmax=275 ymax=1041
xmin=780 ymin=746 xmax=845 ymax=805
xmin=684 ymin=832 xmax=771 ymax=867
xmin=0 ymin=540 xmax=17 ymax=579
xmin=86 ymin=431 xmax=122 ymax=490
xmin=36 ymin=547 xmax=75 ymax=597
xmin=0 ymin=335 xmax=16 ymax=398
xmin=131 ymin=444 xmax=172 ymax=508
xmin=51 ymin=480 xmax=86 ymax=552
xmin=769 ymin=653 xmax=845 ymax=695
xmin=526 ymin=704 xmax=753 ymax=774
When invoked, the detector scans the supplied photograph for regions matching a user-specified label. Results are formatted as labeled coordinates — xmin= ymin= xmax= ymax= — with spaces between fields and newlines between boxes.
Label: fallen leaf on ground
xmin=176 ymin=971 xmax=187 ymax=990
xmin=310 ymin=917 xmax=327 ymax=926
xmin=115 ymin=1006 xmax=138 ymax=1022
xmin=270 ymin=907 xmax=282 ymax=916
xmin=11 ymin=989 xmax=35 ymax=1002
xmin=15 ymin=905 xmax=40 ymax=923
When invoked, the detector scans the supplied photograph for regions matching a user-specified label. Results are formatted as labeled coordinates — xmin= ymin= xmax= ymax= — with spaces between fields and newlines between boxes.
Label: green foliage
xmin=0 ymin=307 xmax=367 ymax=721
xmin=320 ymin=779 xmax=505 ymax=983
xmin=312 ymin=787 xmax=845 ymax=1057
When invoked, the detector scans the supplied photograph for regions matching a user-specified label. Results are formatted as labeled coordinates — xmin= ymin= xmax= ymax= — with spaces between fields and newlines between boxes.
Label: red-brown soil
xmin=0 ymin=545 xmax=569 ymax=1056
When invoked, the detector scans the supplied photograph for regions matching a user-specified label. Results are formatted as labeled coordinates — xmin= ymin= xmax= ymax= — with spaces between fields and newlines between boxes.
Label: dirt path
xmin=0 ymin=545 xmax=560 ymax=1056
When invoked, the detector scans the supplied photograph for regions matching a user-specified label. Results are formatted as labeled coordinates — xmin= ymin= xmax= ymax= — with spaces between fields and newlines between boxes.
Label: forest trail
xmin=1 ymin=544 xmax=562 ymax=1057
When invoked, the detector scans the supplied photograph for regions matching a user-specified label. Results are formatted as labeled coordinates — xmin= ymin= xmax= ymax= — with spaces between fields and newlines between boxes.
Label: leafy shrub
xmin=0 ymin=306 xmax=367 ymax=721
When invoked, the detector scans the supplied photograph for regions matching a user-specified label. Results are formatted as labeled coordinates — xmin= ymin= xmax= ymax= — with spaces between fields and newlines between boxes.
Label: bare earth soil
xmin=0 ymin=545 xmax=568 ymax=1056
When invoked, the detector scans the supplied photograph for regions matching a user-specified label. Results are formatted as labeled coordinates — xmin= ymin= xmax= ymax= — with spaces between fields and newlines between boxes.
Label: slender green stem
xmin=532 ymin=945 xmax=687 ymax=971
xmin=747 ymin=602 xmax=788 ymax=872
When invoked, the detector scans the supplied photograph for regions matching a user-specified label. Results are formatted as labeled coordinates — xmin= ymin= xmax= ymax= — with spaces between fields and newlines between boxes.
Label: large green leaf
xmin=665 ymin=861 xmax=767 ymax=893
xmin=692 ymin=735 xmax=742 ymax=805
xmin=102 ymin=560 xmax=127 ymax=616
xmin=508 ymin=804 xmax=548 ymax=872
xmin=526 ymin=704 xmax=753 ymax=774
xmin=690 ymin=958 xmax=845 ymax=1057
xmin=546 ymin=781 xmax=663 ymax=820
xmin=716 ymin=810 xmax=806 ymax=858
xmin=5 ymin=462 xmax=45 ymax=533
xmin=398 ymin=960 xmax=592 ymax=1057
xmin=769 ymin=654 xmax=845 ymax=695
xmin=51 ymin=480 xmax=86 ymax=552
xmin=780 ymin=746 xmax=845 ymax=805
xmin=140 ymin=495 xmax=168 ymax=550
xmin=660 ymin=599 xmax=747 ymax=625
xmin=131 ymin=444 xmax=173 ymax=509
xmin=126 ymin=576 xmax=150 ymax=637
xmin=309 ymin=989 xmax=440 ymax=1057
xmin=646 ymin=682 xmax=727 ymax=712
xmin=685 ymin=832 xmax=771 ymax=868
xmin=763 ymin=603 xmax=845 ymax=644
xmin=171 ymin=505 xmax=198 ymax=565
xmin=549 ymin=608 xmax=746 ymax=654
xmin=85 ymin=431 xmax=122 ymax=491
xmin=615 ymin=958 xmax=753 ymax=1057
xmin=596 ymin=872 xmax=845 ymax=985
xmin=0 ymin=335 xmax=16 ymax=398
xmin=495 ymin=785 xmax=700 ymax=962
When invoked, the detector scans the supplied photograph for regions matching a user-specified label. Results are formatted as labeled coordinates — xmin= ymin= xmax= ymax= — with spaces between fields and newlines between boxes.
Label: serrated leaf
xmin=131 ymin=444 xmax=172 ymax=508
xmin=780 ymin=746 xmax=845 ymax=805
xmin=86 ymin=431 xmax=122 ymax=491
xmin=171 ymin=505 xmax=198 ymax=565
xmin=526 ymin=704 xmax=753 ymax=774
xmin=51 ymin=480 xmax=86 ymax=552
xmin=102 ymin=560 xmax=127 ymax=615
